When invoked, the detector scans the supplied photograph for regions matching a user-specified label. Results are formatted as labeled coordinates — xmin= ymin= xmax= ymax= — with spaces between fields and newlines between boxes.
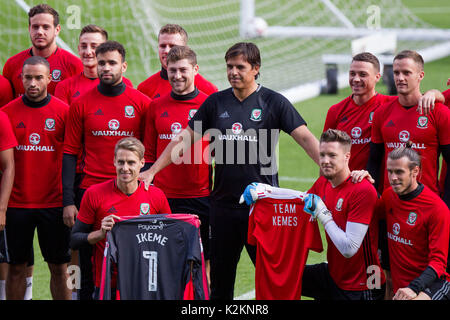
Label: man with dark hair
xmin=324 ymin=52 xmax=444 ymax=172
xmin=63 ymin=40 xmax=151 ymax=299
xmin=2 ymin=56 xmax=71 ymax=300
xmin=377 ymin=146 xmax=450 ymax=300
xmin=140 ymin=41 xmax=320 ymax=299
xmin=2 ymin=4 xmax=83 ymax=97
xmin=71 ymin=137 xmax=171 ymax=299
xmin=241 ymin=129 xmax=385 ymax=300
xmin=138 ymin=24 xmax=217 ymax=99
xmin=368 ymin=50 xmax=450 ymax=205
xmin=55 ymin=25 xmax=133 ymax=105
xmin=143 ymin=45 xmax=212 ymax=283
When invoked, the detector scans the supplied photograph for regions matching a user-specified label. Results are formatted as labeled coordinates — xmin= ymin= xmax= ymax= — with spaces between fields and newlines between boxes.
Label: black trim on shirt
xmin=22 ymin=94 xmax=51 ymax=108
xmin=97 ymin=81 xmax=126 ymax=97
xmin=29 ymin=47 xmax=58 ymax=58
xmin=170 ymin=87 xmax=199 ymax=101
xmin=398 ymin=183 xmax=424 ymax=201
xmin=160 ymin=67 xmax=168 ymax=80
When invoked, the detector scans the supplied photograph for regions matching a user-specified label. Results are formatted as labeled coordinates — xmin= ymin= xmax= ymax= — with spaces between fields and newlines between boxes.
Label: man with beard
xmin=137 ymin=24 xmax=217 ymax=100
xmin=2 ymin=4 xmax=83 ymax=97
xmin=63 ymin=41 xmax=151 ymax=299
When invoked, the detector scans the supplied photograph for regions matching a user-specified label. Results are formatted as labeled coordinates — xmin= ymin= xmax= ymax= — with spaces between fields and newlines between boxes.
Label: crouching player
xmin=70 ymin=138 xmax=171 ymax=299
xmin=377 ymin=145 xmax=450 ymax=300
xmin=241 ymin=129 xmax=385 ymax=300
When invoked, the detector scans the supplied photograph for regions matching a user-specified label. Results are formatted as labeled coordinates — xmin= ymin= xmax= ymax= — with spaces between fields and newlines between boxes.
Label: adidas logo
xmin=386 ymin=120 xmax=395 ymax=127
xmin=94 ymin=109 xmax=104 ymax=115
xmin=107 ymin=206 xmax=117 ymax=213
xmin=161 ymin=111 xmax=169 ymax=118
xmin=339 ymin=116 xmax=348 ymax=123
xmin=219 ymin=111 xmax=230 ymax=119
xmin=72 ymin=91 xmax=80 ymax=98
xmin=154 ymin=93 xmax=161 ymax=99
xmin=16 ymin=122 xmax=26 ymax=128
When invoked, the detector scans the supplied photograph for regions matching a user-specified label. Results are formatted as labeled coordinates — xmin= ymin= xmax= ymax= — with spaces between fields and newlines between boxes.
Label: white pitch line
xmin=235 ymin=289 xmax=255 ymax=300
xmin=279 ymin=176 xmax=316 ymax=183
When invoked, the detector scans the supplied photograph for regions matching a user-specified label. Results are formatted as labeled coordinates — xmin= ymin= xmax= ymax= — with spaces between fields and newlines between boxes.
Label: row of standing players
xmin=0 ymin=4 xmax=449 ymax=300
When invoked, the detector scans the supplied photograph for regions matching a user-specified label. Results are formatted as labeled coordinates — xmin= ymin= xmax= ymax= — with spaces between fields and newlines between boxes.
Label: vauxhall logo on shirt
xmin=350 ymin=127 xmax=371 ymax=145
xmin=16 ymin=133 xmax=55 ymax=152
xmin=387 ymin=222 xmax=413 ymax=246
xmin=385 ymin=130 xmax=426 ymax=150
xmin=218 ymin=122 xmax=258 ymax=142
xmin=91 ymin=119 xmax=134 ymax=137
xmin=159 ymin=122 xmax=183 ymax=140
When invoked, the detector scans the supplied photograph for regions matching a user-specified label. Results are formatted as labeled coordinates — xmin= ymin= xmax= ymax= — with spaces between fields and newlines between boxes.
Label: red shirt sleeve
xmin=64 ymin=99 xmax=84 ymax=155
xmin=0 ymin=76 xmax=13 ymax=107
xmin=347 ymin=181 xmax=378 ymax=225
xmin=194 ymin=73 xmax=218 ymax=96
xmin=54 ymin=79 xmax=71 ymax=104
xmin=143 ymin=101 xmax=157 ymax=163
xmin=323 ymin=103 xmax=339 ymax=132
xmin=434 ymin=103 xmax=450 ymax=145
xmin=76 ymin=187 xmax=98 ymax=225
xmin=427 ymin=201 xmax=450 ymax=277
xmin=151 ymin=186 xmax=171 ymax=214
xmin=0 ymin=110 xmax=18 ymax=151
xmin=443 ymin=89 xmax=450 ymax=107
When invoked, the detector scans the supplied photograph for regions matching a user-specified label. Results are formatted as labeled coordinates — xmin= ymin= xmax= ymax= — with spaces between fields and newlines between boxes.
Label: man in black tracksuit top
xmin=140 ymin=42 xmax=320 ymax=299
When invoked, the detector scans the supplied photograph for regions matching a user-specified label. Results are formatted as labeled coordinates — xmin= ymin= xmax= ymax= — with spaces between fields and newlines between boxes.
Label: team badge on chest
xmin=250 ymin=108 xmax=262 ymax=121
xmin=335 ymin=198 xmax=343 ymax=211
xmin=188 ymin=109 xmax=197 ymax=120
xmin=417 ymin=116 xmax=428 ymax=129
xmin=406 ymin=212 xmax=417 ymax=226
xmin=124 ymin=105 xmax=135 ymax=118
xmin=51 ymin=69 xmax=61 ymax=81
xmin=140 ymin=203 xmax=150 ymax=215
xmin=44 ymin=118 xmax=55 ymax=131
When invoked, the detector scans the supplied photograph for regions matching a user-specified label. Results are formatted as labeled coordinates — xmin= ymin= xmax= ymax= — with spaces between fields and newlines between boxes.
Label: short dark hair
xmin=320 ymin=129 xmax=352 ymax=151
xmin=387 ymin=141 xmax=421 ymax=170
xmin=394 ymin=50 xmax=424 ymax=71
xmin=28 ymin=4 xmax=59 ymax=27
xmin=158 ymin=24 xmax=188 ymax=44
xmin=95 ymin=41 xmax=126 ymax=62
xmin=79 ymin=24 xmax=108 ymax=40
xmin=352 ymin=52 xmax=380 ymax=73
xmin=225 ymin=42 xmax=261 ymax=79
xmin=167 ymin=46 xmax=197 ymax=67
xmin=22 ymin=56 xmax=50 ymax=72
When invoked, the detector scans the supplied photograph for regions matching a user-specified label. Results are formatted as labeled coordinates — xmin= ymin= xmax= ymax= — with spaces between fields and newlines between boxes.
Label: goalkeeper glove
xmin=239 ymin=183 xmax=272 ymax=205
xmin=303 ymin=193 xmax=333 ymax=225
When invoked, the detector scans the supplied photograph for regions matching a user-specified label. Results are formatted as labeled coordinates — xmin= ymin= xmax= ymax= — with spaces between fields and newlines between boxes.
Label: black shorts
xmin=0 ymin=230 xmax=7 ymax=263
xmin=301 ymin=262 xmax=385 ymax=300
xmin=6 ymin=207 xmax=71 ymax=265
xmin=424 ymin=278 xmax=450 ymax=300
xmin=167 ymin=197 xmax=210 ymax=260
